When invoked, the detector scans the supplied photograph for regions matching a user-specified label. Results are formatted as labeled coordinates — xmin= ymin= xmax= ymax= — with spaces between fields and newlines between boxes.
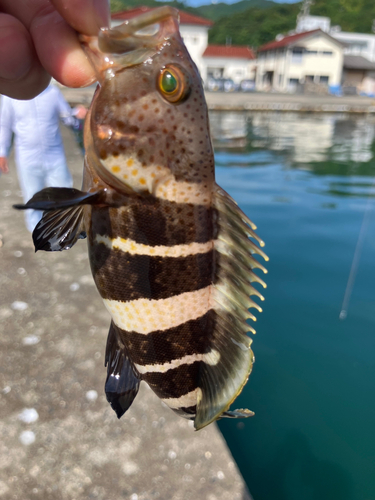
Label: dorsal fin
xmin=194 ymin=184 xmax=268 ymax=430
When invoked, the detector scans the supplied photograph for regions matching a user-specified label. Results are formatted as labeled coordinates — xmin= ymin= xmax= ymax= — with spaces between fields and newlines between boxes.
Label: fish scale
xmin=14 ymin=6 xmax=268 ymax=430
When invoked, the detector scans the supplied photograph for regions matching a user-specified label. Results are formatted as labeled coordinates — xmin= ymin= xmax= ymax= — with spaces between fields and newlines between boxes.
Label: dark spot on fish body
xmin=119 ymin=312 xmax=215 ymax=366
xmin=144 ymin=362 xmax=201 ymax=400
xmin=91 ymin=248 xmax=214 ymax=301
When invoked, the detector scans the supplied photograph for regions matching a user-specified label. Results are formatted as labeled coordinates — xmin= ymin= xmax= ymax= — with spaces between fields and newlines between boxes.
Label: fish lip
xmin=80 ymin=6 xmax=181 ymax=79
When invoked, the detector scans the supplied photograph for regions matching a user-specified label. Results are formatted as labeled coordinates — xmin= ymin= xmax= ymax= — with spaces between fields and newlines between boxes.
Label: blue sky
xmin=185 ymin=0 xmax=300 ymax=7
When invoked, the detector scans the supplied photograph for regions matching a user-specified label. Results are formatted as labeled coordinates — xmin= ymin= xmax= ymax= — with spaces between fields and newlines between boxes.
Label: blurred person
xmin=0 ymin=84 xmax=87 ymax=231
xmin=0 ymin=0 xmax=110 ymax=100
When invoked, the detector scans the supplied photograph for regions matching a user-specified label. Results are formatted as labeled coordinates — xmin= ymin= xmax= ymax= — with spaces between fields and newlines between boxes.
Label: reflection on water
xmin=210 ymin=111 xmax=375 ymax=167
xmin=210 ymin=111 xmax=375 ymax=198
xmin=211 ymin=111 xmax=375 ymax=500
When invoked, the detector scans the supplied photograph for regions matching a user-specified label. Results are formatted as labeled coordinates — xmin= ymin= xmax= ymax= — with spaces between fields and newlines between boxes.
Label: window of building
xmin=279 ymin=74 xmax=283 ymax=85
xmin=319 ymin=75 xmax=329 ymax=84
xmin=306 ymin=50 xmax=318 ymax=55
xmin=289 ymin=78 xmax=299 ymax=84
xmin=208 ymin=67 xmax=224 ymax=79
xmin=322 ymin=51 xmax=333 ymax=55
xmin=305 ymin=75 xmax=314 ymax=82
xmin=291 ymin=47 xmax=303 ymax=64
xmin=348 ymin=42 xmax=368 ymax=52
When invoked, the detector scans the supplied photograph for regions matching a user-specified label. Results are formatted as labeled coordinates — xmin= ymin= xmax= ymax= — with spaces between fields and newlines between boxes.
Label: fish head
xmin=81 ymin=7 xmax=214 ymax=200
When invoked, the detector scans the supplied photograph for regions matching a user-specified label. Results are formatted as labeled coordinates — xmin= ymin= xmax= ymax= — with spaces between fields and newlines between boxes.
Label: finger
xmin=30 ymin=6 xmax=97 ymax=88
xmin=0 ymin=14 xmax=50 ymax=99
xmin=50 ymin=0 xmax=110 ymax=36
xmin=1 ymin=0 xmax=100 ymax=88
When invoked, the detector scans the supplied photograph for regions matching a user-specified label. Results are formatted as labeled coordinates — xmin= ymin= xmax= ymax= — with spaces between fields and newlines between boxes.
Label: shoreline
xmin=61 ymin=85 xmax=375 ymax=113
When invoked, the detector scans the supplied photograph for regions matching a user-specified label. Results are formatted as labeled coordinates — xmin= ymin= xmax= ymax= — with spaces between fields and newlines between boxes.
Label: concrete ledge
xmin=60 ymin=85 xmax=375 ymax=113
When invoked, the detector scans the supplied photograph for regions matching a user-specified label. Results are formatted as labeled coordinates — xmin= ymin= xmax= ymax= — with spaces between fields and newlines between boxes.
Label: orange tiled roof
xmin=203 ymin=44 xmax=256 ymax=60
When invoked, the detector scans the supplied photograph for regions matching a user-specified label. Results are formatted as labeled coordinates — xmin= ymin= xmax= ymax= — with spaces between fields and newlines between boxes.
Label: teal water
xmin=211 ymin=112 xmax=375 ymax=500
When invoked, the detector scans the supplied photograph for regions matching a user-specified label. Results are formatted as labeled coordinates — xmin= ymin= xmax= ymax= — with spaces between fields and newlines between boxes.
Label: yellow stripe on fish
xmin=103 ymin=286 xmax=213 ymax=335
xmin=103 ymin=154 xmax=212 ymax=205
xmin=134 ymin=349 xmax=220 ymax=374
xmin=95 ymin=234 xmax=214 ymax=257
xmin=162 ymin=388 xmax=202 ymax=410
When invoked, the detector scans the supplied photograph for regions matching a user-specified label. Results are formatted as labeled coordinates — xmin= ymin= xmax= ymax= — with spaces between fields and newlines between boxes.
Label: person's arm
xmin=55 ymin=88 xmax=87 ymax=129
xmin=0 ymin=96 xmax=14 ymax=174
xmin=0 ymin=0 xmax=109 ymax=100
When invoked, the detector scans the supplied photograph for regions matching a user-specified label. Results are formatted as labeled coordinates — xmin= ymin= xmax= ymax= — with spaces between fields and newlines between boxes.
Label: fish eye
xmin=157 ymin=65 xmax=190 ymax=103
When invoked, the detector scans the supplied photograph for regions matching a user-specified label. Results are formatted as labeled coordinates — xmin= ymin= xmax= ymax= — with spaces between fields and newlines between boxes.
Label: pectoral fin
xmin=32 ymin=206 xmax=87 ymax=252
xmin=13 ymin=187 xmax=105 ymax=211
xmin=13 ymin=187 xmax=107 ymax=252
xmin=105 ymin=322 xmax=140 ymax=419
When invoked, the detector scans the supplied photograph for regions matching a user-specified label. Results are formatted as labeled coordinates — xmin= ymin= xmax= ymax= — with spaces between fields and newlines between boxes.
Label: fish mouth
xmin=98 ymin=6 xmax=179 ymax=54
xmin=80 ymin=6 xmax=180 ymax=78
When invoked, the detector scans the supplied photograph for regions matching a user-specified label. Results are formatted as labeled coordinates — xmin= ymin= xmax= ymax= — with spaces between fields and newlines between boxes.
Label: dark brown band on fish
xmin=91 ymin=201 xmax=216 ymax=246
xmin=142 ymin=361 xmax=201 ymax=400
xmin=117 ymin=312 xmax=214 ymax=366
xmin=90 ymin=246 xmax=214 ymax=301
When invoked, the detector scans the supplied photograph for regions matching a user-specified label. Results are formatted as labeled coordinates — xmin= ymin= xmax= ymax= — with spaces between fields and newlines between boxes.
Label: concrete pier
xmin=61 ymin=85 xmax=375 ymax=113
xmin=0 ymin=128 xmax=251 ymax=500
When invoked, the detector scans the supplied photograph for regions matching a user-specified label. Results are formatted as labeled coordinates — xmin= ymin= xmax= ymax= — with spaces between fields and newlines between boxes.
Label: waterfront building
xmin=256 ymin=30 xmax=344 ymax=92
xmin=202 ymin=45 xmax=256 ymax=85
xmin=111 ymin=7 xmax=255 ymax=88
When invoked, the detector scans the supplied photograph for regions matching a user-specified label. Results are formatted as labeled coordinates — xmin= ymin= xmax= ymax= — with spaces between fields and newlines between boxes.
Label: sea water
xmin=211 ymin=111 xmax=375 ymax=500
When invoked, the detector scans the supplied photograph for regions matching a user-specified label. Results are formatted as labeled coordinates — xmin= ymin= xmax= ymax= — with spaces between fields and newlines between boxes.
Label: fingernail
xmin=93 ymin=0 xmax=110 ymax=29
xmin=0 ymin=28 xmax=32 ymax=80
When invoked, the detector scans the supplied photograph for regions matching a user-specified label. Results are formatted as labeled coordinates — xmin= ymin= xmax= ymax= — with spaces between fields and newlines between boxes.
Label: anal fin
xmin=105 ymin=321 xmax=140 ymax=419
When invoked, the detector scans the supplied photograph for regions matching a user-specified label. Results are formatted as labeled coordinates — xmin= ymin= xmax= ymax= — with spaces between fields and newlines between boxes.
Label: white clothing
xmin=0 ymin=85 xmax=78 ymax=232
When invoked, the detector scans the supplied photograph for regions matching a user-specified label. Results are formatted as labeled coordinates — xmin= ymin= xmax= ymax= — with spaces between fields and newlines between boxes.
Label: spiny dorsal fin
xmin=194 ymin=184 xmax=268 ymax=430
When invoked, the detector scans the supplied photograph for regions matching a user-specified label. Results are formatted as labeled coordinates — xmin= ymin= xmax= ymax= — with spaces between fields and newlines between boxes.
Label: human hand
xmin=0 ymin=0 xmax=109 ymax=100
xmin=73 ymin=105 xmax=88 ymax=120
xmin=0 ymin=157 xmax=9 ymax=174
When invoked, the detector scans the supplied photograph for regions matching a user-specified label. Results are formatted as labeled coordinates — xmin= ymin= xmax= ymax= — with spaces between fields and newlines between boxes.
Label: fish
xmin=14 ymin=6 xmax=268 ymax=430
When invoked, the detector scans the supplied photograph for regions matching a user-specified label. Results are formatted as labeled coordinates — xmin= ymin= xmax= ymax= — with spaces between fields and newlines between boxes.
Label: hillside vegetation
xmin=110 ymin=0 xmax=375 ymax=48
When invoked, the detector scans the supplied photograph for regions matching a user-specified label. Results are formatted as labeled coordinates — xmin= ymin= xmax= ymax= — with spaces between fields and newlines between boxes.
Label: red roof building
xmin=203 ymin=45 xmax=256 ymax=60
xmin=111 ymin=6 xmax=213 ymax=27
xmin=258 ymin=29 xmax=341 ymax=52
xmin=256 ymin=29 xmax=345 ymax=92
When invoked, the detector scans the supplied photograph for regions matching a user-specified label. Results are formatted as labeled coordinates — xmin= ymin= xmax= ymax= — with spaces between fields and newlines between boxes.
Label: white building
xmin=202 ymin=45 xmax=256 ymax=84
xmin=256 ymin=29 xmax=344 ymax=92
xmin=297 ymin=14 xmax=375 ymax=63
xmin=331 ymin=31 xmax=375 ymax=63
xmin=111 ymin=7 xmax=212 ymax=76
xmin=296 ymin=14 xmax=331 ymax=33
